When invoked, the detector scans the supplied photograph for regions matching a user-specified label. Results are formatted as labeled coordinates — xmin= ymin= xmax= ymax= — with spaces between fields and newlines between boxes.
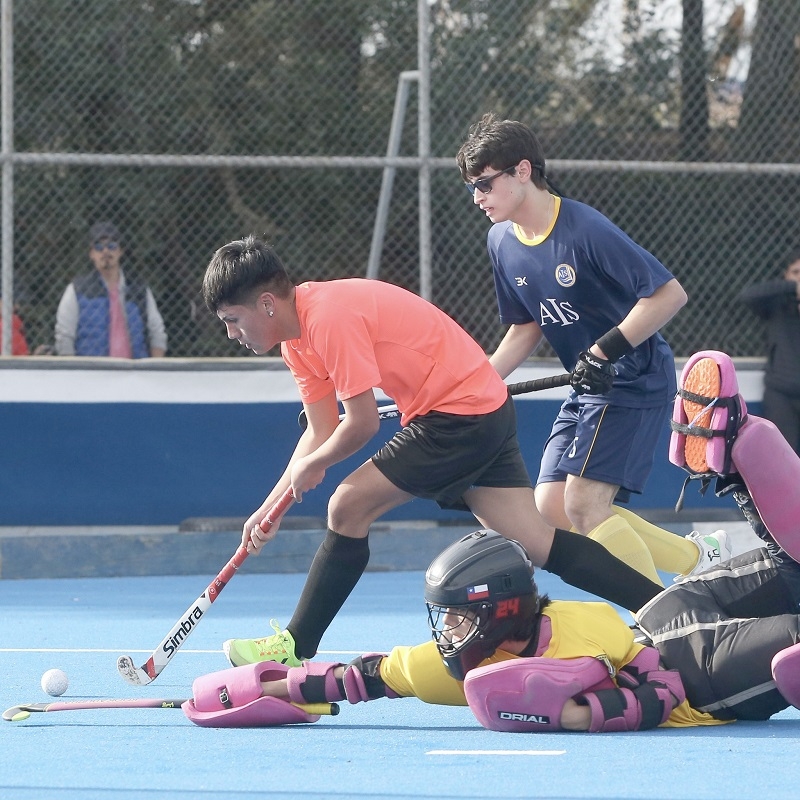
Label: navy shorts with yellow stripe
xmin=536 ymin=396 xmax=670 ymax=497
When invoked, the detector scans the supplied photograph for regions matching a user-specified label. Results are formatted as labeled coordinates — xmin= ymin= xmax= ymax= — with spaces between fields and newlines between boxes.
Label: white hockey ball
xmin=41 ymin=668 xmax=69 ymax=697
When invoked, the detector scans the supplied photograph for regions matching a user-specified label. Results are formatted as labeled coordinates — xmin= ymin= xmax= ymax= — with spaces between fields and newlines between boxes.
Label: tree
xmin=735 ymin=0 xmax=800 ymax=162
xmin=679 ymin=0 xmax=710 ymax=160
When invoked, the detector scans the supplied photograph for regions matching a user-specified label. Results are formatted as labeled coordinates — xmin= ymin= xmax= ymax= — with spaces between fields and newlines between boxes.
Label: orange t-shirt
xmin=280 ymin=279 xmax=507 ymax=425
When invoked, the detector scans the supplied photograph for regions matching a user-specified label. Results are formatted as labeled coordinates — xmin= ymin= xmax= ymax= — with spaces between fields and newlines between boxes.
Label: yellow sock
xmin=587 ymin=516 xmax=664 ymax=587
xmin=613 ymin=506 xmax=698 ymax=575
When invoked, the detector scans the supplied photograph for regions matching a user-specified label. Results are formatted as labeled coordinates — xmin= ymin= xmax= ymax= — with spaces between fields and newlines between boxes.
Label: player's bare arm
xmin=242 ymin=392 xmax=342 ymax=553
xmin=290 ymin=390 xmax=381 ymax=502
xmin=489 ymin=321 xmax=544 ymax=379
xmin=592 ymin=278 xmax=687 ymax=358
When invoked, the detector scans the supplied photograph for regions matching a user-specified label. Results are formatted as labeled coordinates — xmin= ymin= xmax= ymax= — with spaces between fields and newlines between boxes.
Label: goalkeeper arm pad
xmin=576 ymin=646 xmax=685 ymax=732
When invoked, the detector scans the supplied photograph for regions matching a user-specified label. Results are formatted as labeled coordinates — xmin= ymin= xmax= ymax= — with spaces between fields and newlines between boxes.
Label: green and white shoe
xmin=222 ymin=619 xmax=302 ymax=668
xmin=682 ymin=529 xmax=733 ymax=579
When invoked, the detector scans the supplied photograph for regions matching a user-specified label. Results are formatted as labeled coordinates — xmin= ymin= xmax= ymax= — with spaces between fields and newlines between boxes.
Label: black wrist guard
xmin=595 ymin=326 xmax=633 ymax=362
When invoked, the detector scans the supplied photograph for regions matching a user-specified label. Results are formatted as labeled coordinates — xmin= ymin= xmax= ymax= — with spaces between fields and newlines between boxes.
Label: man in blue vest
xmin=55 ymin=221 xmax=167 ymax=358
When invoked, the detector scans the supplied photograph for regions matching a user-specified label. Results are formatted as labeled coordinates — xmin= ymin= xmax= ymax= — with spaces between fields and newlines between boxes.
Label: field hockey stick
xmin=297 ymin=404 xmax=403 ymax=429
xmin=4 ymin=697 xmax=339 ymax=722
xmin=508 ymin=372 xmax=572 ymax=395
xmin=116 ymin=487 xmax=295 ymax=687
xmin=296 ymin=373 xmax=572 ymax=429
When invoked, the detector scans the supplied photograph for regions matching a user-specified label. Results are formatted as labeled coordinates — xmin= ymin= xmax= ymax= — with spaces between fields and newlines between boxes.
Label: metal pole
xmin=417 ymin=0 xmax=432 ymax=301
xmin=1 ymin=0 xmax=13 ymax=356
xmin=366 ymin=70 xmax=419 ymax=280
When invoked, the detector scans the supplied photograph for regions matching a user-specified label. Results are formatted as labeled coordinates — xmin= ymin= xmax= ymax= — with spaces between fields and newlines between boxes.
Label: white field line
xmin=427 ymin=749 xmax=566 ymax=756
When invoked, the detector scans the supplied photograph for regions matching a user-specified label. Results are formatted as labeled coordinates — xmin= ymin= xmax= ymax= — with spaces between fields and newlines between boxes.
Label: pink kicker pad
xmin=182 ymin=695 xmax=319 ymax=728
xmin=731 ymin=416 xmax=800 ymax=562
xmin=669 ymin=350 xmax=746 ymax=474
xmin=463 ymin=656 xmax=613 ymax=733
xmin=771 ymin=642 xmax=800 ymax=710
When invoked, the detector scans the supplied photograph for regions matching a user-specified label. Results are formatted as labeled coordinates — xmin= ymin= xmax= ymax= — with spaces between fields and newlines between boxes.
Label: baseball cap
xmin=89 ymin=221 xmax=121 ymax=243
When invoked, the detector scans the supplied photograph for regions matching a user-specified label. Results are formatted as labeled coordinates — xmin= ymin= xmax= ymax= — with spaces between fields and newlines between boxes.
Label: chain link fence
xmin=2 ymin=0 xmax=799 ymax=358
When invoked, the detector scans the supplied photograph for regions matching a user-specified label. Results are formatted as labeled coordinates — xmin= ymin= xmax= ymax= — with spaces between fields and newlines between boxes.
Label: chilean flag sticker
xmin=467 ymin=584 xmax=490 ymax=600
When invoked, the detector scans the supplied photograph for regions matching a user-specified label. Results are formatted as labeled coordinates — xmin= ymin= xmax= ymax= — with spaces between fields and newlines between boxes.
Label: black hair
xmin=202 ymin=235 xmax=293 ymax=314
xmin=456 ymin=112 xmax=549 ymax=191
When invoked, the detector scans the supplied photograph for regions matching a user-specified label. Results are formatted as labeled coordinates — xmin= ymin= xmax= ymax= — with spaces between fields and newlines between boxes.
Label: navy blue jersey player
xmin=489 ymin=200 xmax=676 ymax=407
xmin=456 ymin=114 xmax=728 ymax=586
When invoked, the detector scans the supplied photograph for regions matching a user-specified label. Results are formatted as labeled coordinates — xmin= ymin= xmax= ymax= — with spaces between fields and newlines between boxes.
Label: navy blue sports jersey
xmin=488 ymin=196 xmax=677 ymax=407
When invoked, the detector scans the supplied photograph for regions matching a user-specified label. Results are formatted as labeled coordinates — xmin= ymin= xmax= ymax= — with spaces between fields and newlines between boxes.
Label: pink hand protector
xmin=182 ymin=661 xmax=320 ymax=728
xmin=182 ymin=695 xmax=320 ymax=728
xmin=463 ymin=656 xmax=613 ymax=733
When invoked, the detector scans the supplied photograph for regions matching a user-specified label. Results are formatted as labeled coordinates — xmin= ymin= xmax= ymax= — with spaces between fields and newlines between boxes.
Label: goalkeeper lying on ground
xmin=185 ymin=529 xmax=800 ymax=732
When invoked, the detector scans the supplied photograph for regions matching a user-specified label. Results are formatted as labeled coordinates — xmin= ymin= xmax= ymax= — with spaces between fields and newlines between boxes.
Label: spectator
xmin=55 ymin=221 xmax=167 ymax=358
xmin=739 ymin=249 xmax=800 ymax=453
xmin=0 ymin=301 xmax=30 ymax=355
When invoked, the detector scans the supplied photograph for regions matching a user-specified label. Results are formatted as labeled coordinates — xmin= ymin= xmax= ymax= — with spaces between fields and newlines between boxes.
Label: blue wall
xmin=0 ymin=360 xmax=759 ymax=526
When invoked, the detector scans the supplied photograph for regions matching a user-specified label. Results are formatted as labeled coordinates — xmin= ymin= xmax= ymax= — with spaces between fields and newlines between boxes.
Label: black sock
xmin=287 ymin=529 xmax=370 ymax=659
xmin=543 ymin=528 xmax=662 ymax=611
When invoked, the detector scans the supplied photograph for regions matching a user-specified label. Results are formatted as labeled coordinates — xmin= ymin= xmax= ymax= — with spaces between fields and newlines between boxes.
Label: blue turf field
xmin=1 ymin=568 xmax=799 ymax=800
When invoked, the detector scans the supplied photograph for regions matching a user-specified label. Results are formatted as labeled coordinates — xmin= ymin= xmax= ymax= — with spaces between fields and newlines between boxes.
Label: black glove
xmin=570 ymin=351 xmax=616 ymax=395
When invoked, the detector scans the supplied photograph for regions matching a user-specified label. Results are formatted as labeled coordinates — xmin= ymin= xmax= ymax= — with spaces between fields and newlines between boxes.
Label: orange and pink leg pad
xmin=670 ymin=350 xmax=800 ymax=562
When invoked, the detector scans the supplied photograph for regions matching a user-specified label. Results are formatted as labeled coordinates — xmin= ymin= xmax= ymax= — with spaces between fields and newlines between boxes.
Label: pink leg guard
xmin=772 ymin=642 xmax=800 ymax=709
xmin=731 ymin=417 xmax=800 ymax=562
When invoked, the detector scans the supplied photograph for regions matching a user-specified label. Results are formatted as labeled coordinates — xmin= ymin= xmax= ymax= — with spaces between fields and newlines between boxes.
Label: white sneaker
xmin=682 ymin=529 xmax=733 ymax=578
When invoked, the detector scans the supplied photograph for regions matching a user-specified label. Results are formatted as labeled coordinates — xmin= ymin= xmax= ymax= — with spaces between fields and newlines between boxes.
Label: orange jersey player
xmin=201 ymin=235 xmax=664 ymax=669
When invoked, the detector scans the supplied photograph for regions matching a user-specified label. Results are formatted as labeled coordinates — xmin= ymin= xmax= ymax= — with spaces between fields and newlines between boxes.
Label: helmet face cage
xmin=427 ymin=602 xmax=486 ymax=652
xmin=426 ymin=594 xmax=539 ymax=681
xmin=427 ymin=599 xmax=521 ymax=681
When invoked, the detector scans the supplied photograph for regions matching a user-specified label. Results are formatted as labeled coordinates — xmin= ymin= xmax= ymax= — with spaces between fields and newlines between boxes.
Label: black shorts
xmin=371 ymin=394 xmax=531 ymax=510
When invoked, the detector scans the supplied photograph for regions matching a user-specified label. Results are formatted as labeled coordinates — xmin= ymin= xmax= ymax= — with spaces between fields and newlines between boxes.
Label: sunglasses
xmin=465 ymin=166 xmax=516 ymax=196
xmin=92 ymin=240 xmax=119 ymax=252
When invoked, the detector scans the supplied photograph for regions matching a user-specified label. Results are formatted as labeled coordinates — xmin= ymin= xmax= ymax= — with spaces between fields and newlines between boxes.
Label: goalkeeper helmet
xmin=424 ymin=529 xmax=541 ymax=681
